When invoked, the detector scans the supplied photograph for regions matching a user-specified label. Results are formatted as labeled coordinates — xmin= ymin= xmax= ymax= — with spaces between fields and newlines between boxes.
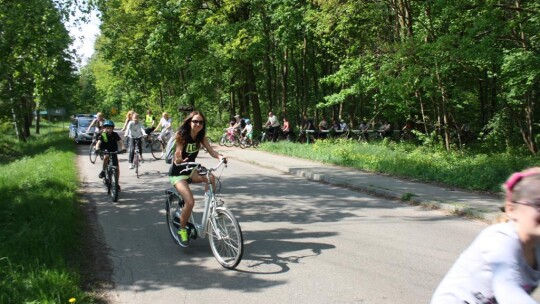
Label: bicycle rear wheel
xmin=151 ymin=139 xmax=164 ymax=159
xmin=219 ymin=135 xmax=226 ymax=146
xmin=110 ymin=168 xmax=119 ymax=202
xmin=208 ymin=207 xmax=244 ymax=269
xmin=89 ymin=142 xmax=98 ymax=164
xmin=165 ymin=192 xmax=183 ymax=245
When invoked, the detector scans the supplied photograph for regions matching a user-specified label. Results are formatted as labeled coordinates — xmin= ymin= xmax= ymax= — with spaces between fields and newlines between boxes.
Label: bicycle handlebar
xmin=99 ymin=149 xmax=126 ymax=155
xmin=173 ymin=158 xmax=228 ymax=173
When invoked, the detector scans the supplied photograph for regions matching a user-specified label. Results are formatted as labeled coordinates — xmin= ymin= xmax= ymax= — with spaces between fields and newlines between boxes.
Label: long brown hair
xmin=175 ymin=111 xmax=206 ymax=147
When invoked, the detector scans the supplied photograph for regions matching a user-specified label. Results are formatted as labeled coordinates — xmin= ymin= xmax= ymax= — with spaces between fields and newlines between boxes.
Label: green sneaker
xmin=177 ymin=228 xmax=189 ymax=247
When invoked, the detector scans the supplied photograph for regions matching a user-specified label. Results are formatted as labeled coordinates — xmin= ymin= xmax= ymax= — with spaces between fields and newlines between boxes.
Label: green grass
xmin=260 ymin=138 xmax=539 ymax=193
xmin=0 ymin=130 xmax=96 ymax=303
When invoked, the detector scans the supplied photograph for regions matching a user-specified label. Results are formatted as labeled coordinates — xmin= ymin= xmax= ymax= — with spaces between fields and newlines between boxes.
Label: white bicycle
xmin=128 ymin=135 xmax=143 ymax=178
xmin=165 ymin=159 xmax=244 ymax=269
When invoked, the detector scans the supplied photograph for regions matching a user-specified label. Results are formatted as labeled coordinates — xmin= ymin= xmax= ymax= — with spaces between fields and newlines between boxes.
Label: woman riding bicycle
xmin=154 ymin=112 xmax=173 ymax=142
xmin=86 ymin=112 xmax=106 ymax=136
xmin=169 ymin=111 xmax=226 ymax=247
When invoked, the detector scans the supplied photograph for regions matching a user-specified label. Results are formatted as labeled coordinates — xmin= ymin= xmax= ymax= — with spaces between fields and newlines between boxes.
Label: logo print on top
xmin=186 ymin=143 xmax=199 ymax=154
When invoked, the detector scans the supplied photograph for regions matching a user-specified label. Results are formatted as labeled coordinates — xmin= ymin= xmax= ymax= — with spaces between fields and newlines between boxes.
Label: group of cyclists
xmin=86 ymin=110 xmax=174 ymax=190
xmin=224 ymin=111 xmax=293 ymax=144
xmin=82 ymin=110 xmax=540 ymax=301
xmin=86 ymin=110 xmax=225 ymax=248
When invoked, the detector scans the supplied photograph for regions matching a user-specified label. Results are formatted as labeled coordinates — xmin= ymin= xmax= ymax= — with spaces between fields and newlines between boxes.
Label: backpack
xmin=165 ymin=135 xmax=177 ymax=164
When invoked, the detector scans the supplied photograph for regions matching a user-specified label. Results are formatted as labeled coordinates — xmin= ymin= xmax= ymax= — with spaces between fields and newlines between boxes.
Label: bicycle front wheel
xmin=110 ymin=168 xmax=119 ymax=202
xmin=208 ymin=207 xmax=244 ymax=269
xmin=151 ymin=139 xmax=164 ymax=159
xmin=134 ymin=155 xmax=140 ymax=178
xmin=89 ymin=143 xmax=98 ymax=164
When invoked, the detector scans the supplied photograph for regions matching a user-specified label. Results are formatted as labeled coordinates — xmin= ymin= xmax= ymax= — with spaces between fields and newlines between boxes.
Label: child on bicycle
xmin=125 ymin=113 xmax=147 ymax=169
xmin=431 ymin=168 xmax=540 ymax=304
xmin=96 ymin=120 xmax=126 ymax=190
xmin=242 ymin=119 xmax=253 ymax=143
xmin=169 ymin=111 xmax=226 ymax=247
xmin=226 ymin=120 xmax=235 ymax=141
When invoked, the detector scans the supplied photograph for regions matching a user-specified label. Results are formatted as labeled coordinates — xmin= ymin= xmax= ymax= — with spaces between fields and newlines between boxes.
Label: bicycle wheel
xmin=89 ymin=142 xmax=98 ymax=164
xmin=134 ymin=154 xmax=140 ymax=178
xmin=110 ymin=168 xmax=119 ymax=202
xmin=208 ymin=207 xmax=244 ymax=269
xmin=151 ymin=139 xmax=164 ymax=159
xmin=224 ymin=137 xmax=233 ymax=147
xmin=232 ymin=135 xmax=240 ymax=147
xmin=219 ymin=135 xmax=226 ymax=146
xmin=165 ymin=192 xmax=183 ymax=245
xmin=105 ymin=172 xmax=111 ymax=194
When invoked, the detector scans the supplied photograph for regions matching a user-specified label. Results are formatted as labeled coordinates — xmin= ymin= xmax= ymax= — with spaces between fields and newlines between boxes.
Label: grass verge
xmin=260 ymin=139 xmax=540 ymax=193
xmin=0 ymin=131 xmax=98 ymax=303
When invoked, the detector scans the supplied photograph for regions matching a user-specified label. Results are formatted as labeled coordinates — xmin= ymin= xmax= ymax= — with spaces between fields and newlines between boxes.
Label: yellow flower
xmin=69 ymin=298 xmax=76 ymax=303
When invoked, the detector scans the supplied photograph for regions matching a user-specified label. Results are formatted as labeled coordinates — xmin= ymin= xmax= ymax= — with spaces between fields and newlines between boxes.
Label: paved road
xmin=77 ymin=142 xmax=537 ymax=303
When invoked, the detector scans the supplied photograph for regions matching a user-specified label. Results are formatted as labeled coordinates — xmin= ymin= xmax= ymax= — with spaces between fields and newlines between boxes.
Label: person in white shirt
xmin=242 ymin=119 xmax=253 ymax=142
xmin=264 ymin=111 xmax=280 ymax=142
xmin=431 ymin=168 xmax=540 ymax=304
xmin=339 ymin=119 xmax=349 ymax=131
xmin=154 ymin=112 xmax=173 ymax=142
xmin=125 ymin=113 xmax=147 ymax=169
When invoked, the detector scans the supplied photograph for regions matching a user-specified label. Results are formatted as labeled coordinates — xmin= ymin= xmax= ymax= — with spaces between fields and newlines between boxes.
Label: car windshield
xmin=78 ymin=118 xmax=93 ymax=128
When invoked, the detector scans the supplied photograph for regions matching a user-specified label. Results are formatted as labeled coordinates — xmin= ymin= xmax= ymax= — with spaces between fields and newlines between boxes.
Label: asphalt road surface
xmin=76 ymin=141 xmax=538 ymax=304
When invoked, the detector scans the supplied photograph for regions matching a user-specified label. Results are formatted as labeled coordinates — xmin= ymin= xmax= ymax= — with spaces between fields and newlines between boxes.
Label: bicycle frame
xmin=101 ymin=150 xmax=122 ymax=202
xmin=179 ymin=160 xmax=226 ymax=239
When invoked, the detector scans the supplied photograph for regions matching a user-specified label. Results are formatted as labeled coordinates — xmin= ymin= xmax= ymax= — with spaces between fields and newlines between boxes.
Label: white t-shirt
xmin=267 ymin=115 xmax=280 ymax=127
xmin=126 ymin=121 xmax=146 ymax=138
xmin=244 ymin=124 xmax=253 ymax=135
xmin=160 ymin=117 xmax=172 ymax=130
xmin=431 ymin=221 xmax=540 ymax=304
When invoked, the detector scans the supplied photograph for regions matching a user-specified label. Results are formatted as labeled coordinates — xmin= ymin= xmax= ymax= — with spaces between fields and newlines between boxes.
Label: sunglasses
xmin=512 ymin=200 xmax=540 ymax=212
xmin=191 ymin=120 xmax=205 ymax=125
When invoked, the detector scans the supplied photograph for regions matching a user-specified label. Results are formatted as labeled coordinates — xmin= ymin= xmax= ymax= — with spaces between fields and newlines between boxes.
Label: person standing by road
xmin=264 ymin=111 xmax=280 ymax=142
xmin=282 ymin=117 xmax=291 ymax=141
xmin=431 ymin=168 xmax=540 ymax=304
xmin=169 ymin=111 xmax=226 ymax=247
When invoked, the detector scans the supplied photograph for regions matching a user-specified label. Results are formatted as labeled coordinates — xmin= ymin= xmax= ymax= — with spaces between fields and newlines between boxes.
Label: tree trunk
xmin=35 ymin=110 xmax=41 ymax=135
xmin=12 ymin=108 xmax=24 ymax=142
xmin=246 ymin=61 xmax=262 ymax=134
xmin=281 ymin=48 xmax=289 ymax=118
xmin=302 ymin=35 xmax=308 ymax=117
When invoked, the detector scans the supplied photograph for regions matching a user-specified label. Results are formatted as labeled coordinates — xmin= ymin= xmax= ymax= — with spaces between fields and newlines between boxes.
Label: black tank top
xmin=181 ymin=135 xmax=200 ymax=162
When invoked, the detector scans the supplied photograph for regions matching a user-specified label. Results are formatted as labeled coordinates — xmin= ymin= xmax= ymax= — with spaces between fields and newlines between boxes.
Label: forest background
xmin=0 ymin=2 xmax=539 ymax=301
xmin=1 ymin=0 xmax=539 ymax=155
